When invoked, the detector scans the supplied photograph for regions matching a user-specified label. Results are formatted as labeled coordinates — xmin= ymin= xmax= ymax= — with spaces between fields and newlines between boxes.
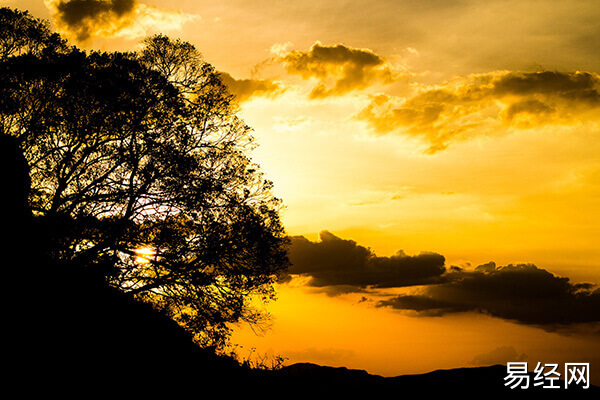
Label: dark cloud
xmin=313 ymin=285 xmax=370 ymax=297
xmin=218 ymin=72 xmax=285 ymax=102
xmin=54 ymin=0 xmax=136 ymax=41
xmin=56 ymin=0 xmax=136 ymax=24
xmin=492 ymin=71 xmax=600 ymax=100
xmin=376 ymin=263 xmax=600 ymax=329
xmin=280 ymin=42 xmax=397 ymax=98
xmin=284 ymin=232 xmax=600 ymax=330
xmin=502 ymin=99 xmax=556 ymax=125
xmin=357 ymin=70 xmax=600 ymax=153
xmin=287 ymin=231 xmax=446 ymax=290
xmin=47 ymin=0 xmax=196 ymax=42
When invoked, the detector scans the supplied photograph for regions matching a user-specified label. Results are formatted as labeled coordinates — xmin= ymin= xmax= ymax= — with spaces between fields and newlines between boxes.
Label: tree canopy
xmin=0 ymin=7 xmax=289 ymax=348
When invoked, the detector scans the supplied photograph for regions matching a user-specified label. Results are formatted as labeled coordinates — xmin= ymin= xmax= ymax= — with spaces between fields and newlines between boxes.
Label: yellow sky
xmin=10 ymin=0 xmax=600 ymax=382
xmin=231 ymin=284 xmax=600 ymax=377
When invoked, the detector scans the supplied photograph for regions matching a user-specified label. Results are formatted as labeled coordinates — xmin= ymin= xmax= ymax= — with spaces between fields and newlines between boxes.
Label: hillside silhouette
xmin=2 ymin=134 xmax=250 ymax=387
xmin=3 ymin=135 xmax=598 ymax=395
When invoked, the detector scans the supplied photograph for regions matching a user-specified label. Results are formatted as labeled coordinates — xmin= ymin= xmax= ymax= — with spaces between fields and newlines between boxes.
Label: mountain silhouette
xmin=269 ymin=362 xmax=599 ymax=395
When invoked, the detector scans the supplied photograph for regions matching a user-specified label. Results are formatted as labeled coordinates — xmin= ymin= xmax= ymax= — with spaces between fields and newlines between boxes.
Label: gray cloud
xmin=376 ymin=262 xmax=600 ymax=329
xmin=284 ymin=232 xmax=600 ymax=330
xmin=357 ymin=70 xmax=600 ymax=153
xmin=218 ymin=72 xmax=284 ymax=102
xmin=47 ymin=0 xmax=197 ymax=42
xmin=54 ymin=0 xmax=136 ymax=41
xmin=491 ymin=70 xmax=600 ymax=100
xmin=280 ymin=42 xmax=397 ymax=98
xmin=287 ymin=231 xmax=446 ymax=290
xmin=56 ymin=0 xmax=136 ymax=23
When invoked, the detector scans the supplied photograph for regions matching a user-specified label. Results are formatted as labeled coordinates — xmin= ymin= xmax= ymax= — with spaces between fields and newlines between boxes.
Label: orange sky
xmin=9 ymin=0 xmax=600 ymax=384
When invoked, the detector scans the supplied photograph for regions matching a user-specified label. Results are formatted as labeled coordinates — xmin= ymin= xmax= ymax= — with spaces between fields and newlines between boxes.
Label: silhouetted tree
xmin=0 ymin=7 xmax=67 ymax=59
xmin=0 ymin=7 xmax=289 ymax=348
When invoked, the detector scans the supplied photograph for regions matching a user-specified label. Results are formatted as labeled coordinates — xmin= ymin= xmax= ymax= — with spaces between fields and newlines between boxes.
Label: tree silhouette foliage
xmin=0 ymin=7 xmax=289 ymax=348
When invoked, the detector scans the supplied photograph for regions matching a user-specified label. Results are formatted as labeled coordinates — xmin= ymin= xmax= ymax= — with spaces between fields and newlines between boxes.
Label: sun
xmin=134 ymin=247 xmax=155 ymax=264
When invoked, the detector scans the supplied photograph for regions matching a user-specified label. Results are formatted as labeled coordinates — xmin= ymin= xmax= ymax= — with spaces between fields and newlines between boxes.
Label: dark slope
xmin=2 ymin=134 xmax=249 ymax=391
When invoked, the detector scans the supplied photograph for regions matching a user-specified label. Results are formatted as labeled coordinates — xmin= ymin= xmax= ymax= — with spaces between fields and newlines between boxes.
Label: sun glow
xmin=134 ymin=247 xmax=155 ymax=264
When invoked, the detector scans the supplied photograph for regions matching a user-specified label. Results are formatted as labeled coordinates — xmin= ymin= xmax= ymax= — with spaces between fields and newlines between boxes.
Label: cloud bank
xmin=269 ymin=41 xmax=599 ymax=153
xmin=376 ymin=262 xmax=600 ymax=329
xmin=285 ymin=232 xmax=600 ymax=330
xmin=357 ymin=70 xmax=600 ymax=153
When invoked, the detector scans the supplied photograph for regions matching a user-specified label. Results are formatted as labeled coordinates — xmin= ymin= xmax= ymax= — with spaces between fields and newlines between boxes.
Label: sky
xmin=6 ymin=0 xmax=600 ymax=383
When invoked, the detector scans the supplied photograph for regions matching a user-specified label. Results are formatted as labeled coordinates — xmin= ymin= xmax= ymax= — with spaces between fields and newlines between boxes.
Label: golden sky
xmin=9 ymin=0 xmax=600 ymax=382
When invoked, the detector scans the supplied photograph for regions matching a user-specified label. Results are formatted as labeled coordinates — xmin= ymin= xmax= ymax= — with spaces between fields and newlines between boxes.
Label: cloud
xmin=492 ymin=70 xmax=600 ymax=99
xmin=56 ymin=0 xmax=136 ymax=23
xmin=357 ymin=70 xmax=600 ymax=153
xmin=279 ymin=42 xmax=399 ymax=98
xmin=218 ymin=72 xmax=285 ymax=102
xmin=376 ymin=262 xmax=600 ymax=329
xmin=469 ymin=346 xmax=527 ymax=366
xmin=45 ymin=0 xmax=198 ymax=42
xmin=283 ymin=232 xmax=600 ymax=330
xmin=286 ymin=231 xmax=446 ymax=290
